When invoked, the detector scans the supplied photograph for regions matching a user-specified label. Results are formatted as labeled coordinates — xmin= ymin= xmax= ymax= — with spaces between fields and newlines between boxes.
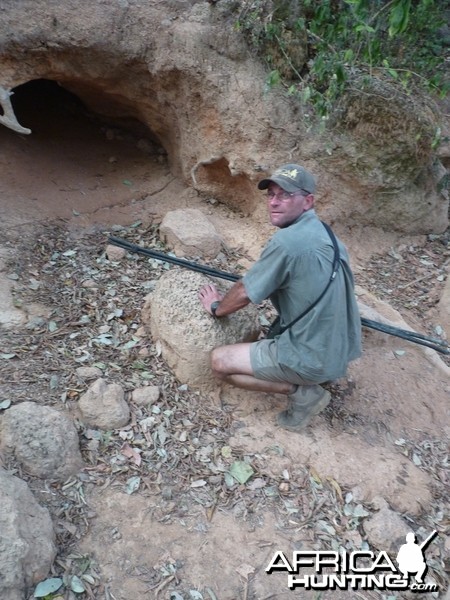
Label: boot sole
xmin=277 ymin=390 xmax=331 ymax=432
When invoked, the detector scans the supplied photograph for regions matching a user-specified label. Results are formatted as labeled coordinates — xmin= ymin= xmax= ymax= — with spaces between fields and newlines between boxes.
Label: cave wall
xmin=0 ymin=0 xmax=448 ymax=233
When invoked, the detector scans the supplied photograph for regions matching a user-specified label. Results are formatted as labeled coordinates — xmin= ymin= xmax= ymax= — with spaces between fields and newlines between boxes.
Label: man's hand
xmin=198 ymin=284 xmax=224 ymax=315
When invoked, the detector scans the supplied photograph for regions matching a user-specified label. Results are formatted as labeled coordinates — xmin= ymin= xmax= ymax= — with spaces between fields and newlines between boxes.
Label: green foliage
xmin=235 ymin=0 xmax=450 ymax=119
xmin=388 ymin=0 xmax=411 ymax=36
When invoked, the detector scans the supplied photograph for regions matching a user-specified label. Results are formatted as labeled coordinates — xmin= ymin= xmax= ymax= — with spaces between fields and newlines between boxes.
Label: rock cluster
xmin=0 ymin=378 xmax=156 ymax=598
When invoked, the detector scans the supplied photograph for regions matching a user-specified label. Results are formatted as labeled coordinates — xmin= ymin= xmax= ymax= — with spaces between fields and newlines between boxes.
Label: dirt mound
xmin=0 ymin=0 xmax=448 ymax=233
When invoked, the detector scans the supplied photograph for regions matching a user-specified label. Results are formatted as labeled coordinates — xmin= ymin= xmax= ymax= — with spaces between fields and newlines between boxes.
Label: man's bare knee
xmin=211 ymin=347 xmax=227 ymax=379
xmin=210 ymin=344 xmax=253 ymax=380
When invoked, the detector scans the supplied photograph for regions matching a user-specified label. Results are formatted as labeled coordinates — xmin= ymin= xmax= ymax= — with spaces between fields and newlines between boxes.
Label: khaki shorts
xmin=250 ymin=339 xmax=315 ymax=385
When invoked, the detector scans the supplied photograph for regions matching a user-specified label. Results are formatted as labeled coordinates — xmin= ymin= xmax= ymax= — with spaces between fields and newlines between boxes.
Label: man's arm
xmin=198 ymin=280 xmax=250 ymax=316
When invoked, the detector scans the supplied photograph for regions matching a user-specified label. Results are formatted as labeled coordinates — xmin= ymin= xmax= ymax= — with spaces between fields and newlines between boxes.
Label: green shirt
xmin=243 ymin=210 xmax=361 ymax=382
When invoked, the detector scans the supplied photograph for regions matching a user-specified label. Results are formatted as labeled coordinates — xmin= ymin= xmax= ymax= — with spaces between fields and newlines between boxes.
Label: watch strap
xmin=210 ymin=301 xmax=221 ymax=317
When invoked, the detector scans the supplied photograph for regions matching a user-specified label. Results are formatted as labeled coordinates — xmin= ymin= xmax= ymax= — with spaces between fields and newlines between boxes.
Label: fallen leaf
xmin=48 ymin=320 xmax=58 ymax=332
xmin=34 ymin=578 xmax=63 ymax=597
xmin=229 ymin=461 xmax=254 ymax=484
xmin=70 ymin=575 xmax=86 ymax=594
xmin=121 ymin=443 xmax=142 ymax=466
xmin=317 ymin=519 xmax=336 ymax=535
xmin=353 ymin=504 xmax=370 ymax=518
xmin=236 ymin=563 xmax=255 ymax=580
xmin=309 ymin=466 xmax=322 ymax=484
xmin=326 ymin=476 xmax=343 ymax=502
xmin=190 ymin=479 xmax=207 ymax=488
xmin=221 ymin=445 xmax=232 ymax=458
xmin=125 ymin=476 xmax=141 ymax=494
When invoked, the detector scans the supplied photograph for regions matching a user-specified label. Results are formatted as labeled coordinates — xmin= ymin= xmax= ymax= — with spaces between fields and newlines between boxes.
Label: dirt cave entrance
xmin=1 ymin=78 xmax=175 ymax=231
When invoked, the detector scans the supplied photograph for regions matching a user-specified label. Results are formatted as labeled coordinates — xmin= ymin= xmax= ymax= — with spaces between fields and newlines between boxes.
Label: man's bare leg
xmin=212 ymin=343 xmax=330 ymax=430
xmin=211 ymin=343 xmax=295 ymax=394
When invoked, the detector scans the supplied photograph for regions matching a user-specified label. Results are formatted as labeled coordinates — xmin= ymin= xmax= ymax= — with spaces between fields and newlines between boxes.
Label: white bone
xmin=0 ymin=86 xmax=31 ymax=134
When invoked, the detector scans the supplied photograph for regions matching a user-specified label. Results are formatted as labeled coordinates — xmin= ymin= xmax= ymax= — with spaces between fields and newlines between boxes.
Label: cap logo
xmin=274 ymin=167 xmax=299 ymax=180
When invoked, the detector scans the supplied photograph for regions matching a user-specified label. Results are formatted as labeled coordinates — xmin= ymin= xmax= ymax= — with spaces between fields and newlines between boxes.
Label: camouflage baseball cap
xmin=258 ymin=163 xmax=316 ymax=194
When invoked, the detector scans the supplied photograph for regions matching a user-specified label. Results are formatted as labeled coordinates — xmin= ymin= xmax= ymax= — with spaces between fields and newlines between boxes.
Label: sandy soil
xmin=0 ymin=81 xmax=448 ymax=600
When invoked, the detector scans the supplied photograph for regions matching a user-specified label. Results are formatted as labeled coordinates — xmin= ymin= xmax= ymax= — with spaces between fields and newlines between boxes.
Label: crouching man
xmin=198 ymin=164 xmax=361 ymax=431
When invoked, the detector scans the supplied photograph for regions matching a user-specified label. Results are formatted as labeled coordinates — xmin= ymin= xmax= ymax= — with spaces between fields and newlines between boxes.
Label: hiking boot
xmin=277 ymin=385 xmax=331 ymax=431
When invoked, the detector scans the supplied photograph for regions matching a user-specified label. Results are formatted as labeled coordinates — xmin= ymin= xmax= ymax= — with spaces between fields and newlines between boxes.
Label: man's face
xmin=266 ymin=183 xmax=313 ymax=228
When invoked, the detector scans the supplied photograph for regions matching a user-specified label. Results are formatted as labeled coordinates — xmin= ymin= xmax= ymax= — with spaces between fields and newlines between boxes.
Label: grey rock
xmin=0 ymin=468 xmax=56 ymax=600
xmin=78 ymin=378 xmax=130 ymax=429
xmin=0 ymin=402 xmax=83 ymax=480
xmin=105 ymin=244 xmax=126 ymax=261
xmin=75 ymin=366 xmax=103 ymax=380
xmin=159 ymin=208 xmax=222 ymax=258
xmin=131 ymin=385 xmax=161 ymax=406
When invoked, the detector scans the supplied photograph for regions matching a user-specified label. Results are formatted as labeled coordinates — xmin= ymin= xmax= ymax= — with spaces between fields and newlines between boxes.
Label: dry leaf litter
xmin=0 ymin=220 xmax=448 ymax=599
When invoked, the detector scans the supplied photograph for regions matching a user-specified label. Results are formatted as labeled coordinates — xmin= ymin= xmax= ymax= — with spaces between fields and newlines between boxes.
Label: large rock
xmin=78 ymin=378 xmax=130 ymax=429
xmin=159 ymin=208 xmax=223 ymax=258
xmin=0 ymin=468 xmax=56 ymax=600
xmin=143 ymin=270 xmax=260 ymax=387
xmin=0 ymin=402 xmax=83 ymax=480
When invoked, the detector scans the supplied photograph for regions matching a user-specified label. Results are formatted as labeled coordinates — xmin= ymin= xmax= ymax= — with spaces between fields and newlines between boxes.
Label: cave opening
xmin=0 ymin=79 xmax=170 ymax=227
xmin=10 ymin=78 xmax=165 ymax=151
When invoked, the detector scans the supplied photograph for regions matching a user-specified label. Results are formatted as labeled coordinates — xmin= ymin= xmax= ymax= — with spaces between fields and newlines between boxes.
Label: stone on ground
xmin=0 ymin=272 xmax=27 ymax=328
xmin=131 ymin=385 xmax=160 ymax=406
xmin=438 ymin=274 xmax=450 ymax=337
xmin=75 ymin=366 xmax=104 ymax=381
xmin=0 ymin=402 xmax=83 ymax=480
xmin=363 ymin=496 xmax=411 ymax=553
xmin=105 ymin=244 xmax=126 ymax=261
xmin=159 ymin=208 xmax=222 ymax=258
xmin=78 ymin=378 xmax=130 ymax=429
xmin=143 ymin=269 xmax=260 ymax=387
xmin=0 ymin=468 xmax=56 ymax=600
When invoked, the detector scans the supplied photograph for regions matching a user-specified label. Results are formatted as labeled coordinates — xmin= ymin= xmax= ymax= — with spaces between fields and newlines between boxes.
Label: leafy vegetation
xmin=234 ymin=0 xmax=450 ymax=119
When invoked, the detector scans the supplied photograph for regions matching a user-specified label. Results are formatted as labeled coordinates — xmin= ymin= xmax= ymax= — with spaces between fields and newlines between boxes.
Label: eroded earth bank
xmin=0 ymin=2 xmax=449 ymax=600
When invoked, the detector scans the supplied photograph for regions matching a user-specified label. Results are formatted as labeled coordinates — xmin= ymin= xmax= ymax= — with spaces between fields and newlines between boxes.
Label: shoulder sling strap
xmin=271 ymin=221 xmax=341 ymax=337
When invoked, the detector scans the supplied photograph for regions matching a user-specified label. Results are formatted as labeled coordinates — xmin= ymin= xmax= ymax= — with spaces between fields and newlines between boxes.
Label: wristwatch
xmin=210 ymin=301 xmax=221 ymax=317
